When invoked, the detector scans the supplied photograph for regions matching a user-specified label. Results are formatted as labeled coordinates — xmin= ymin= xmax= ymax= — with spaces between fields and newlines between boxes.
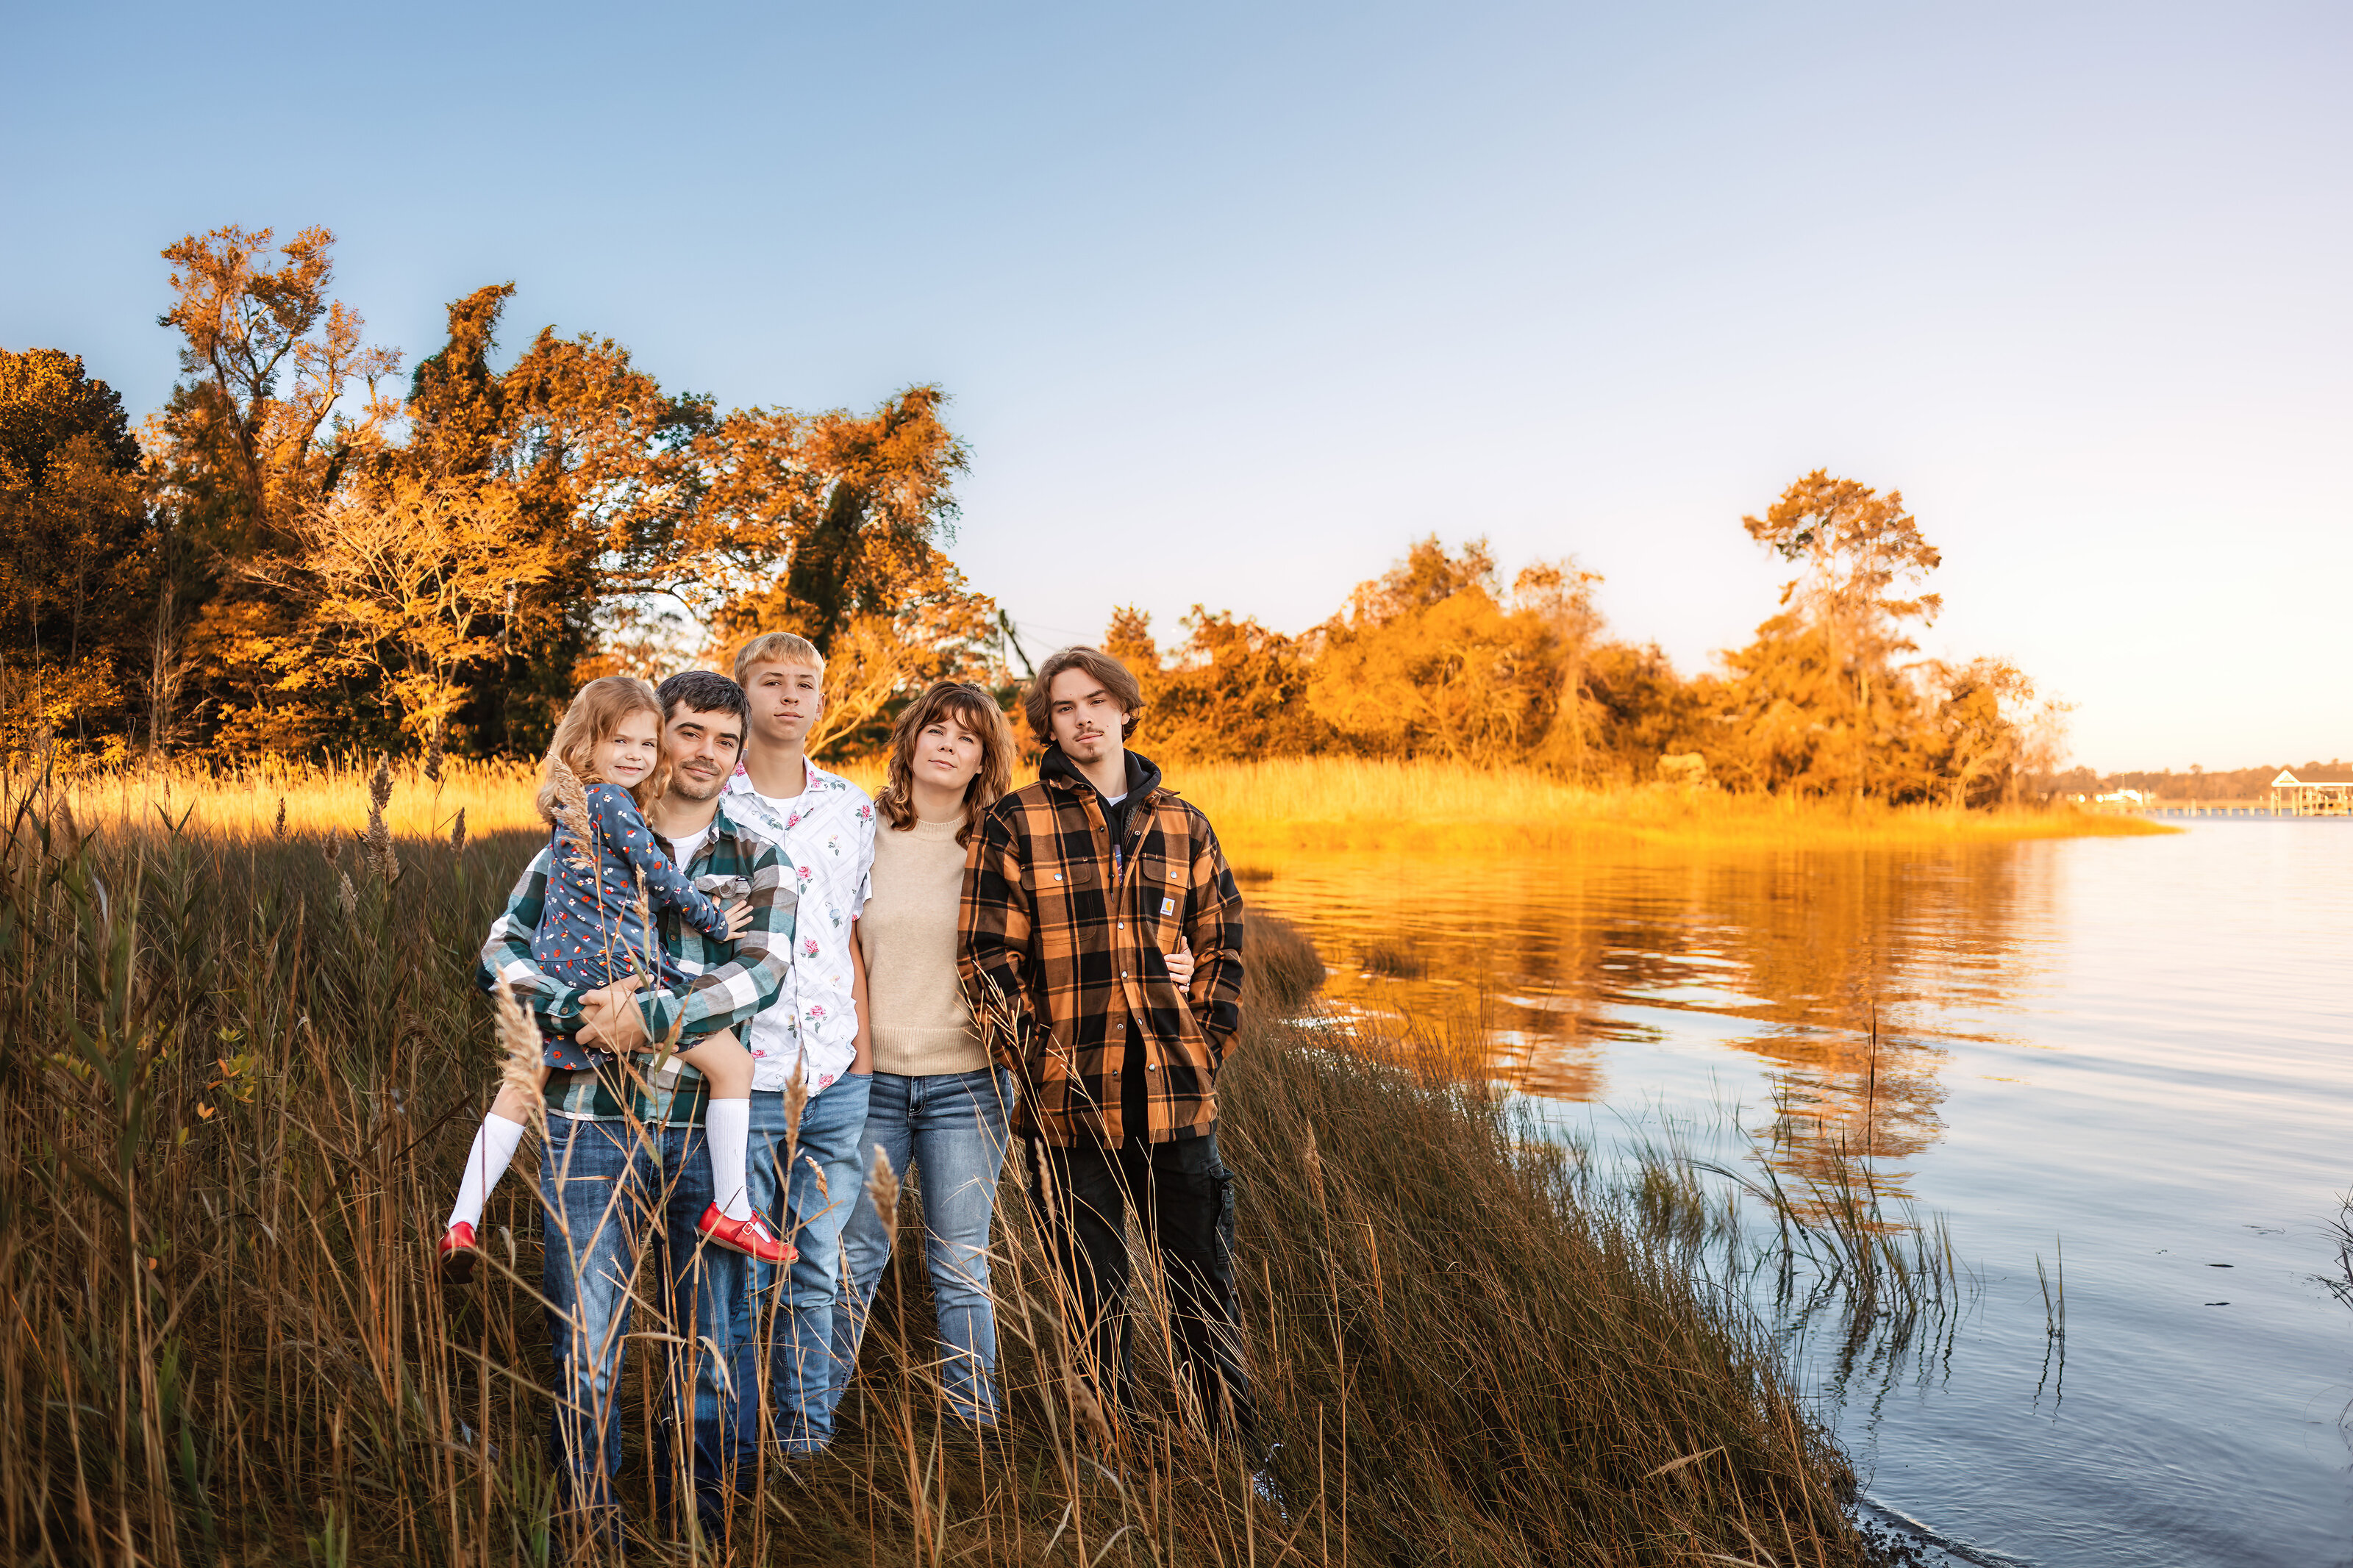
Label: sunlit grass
xmin=0 ymin=770 xmax=1884 ymax=1566
xmin=43 ymin=754 xmax=542 ymax=841
xmin=31 ymin=752 xmax=2172 ymax=852
xmin=1163 ymin=756 xmax=2177 ymax=851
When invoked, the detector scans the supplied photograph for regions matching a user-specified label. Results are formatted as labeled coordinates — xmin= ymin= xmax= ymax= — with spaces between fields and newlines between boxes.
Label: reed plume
xmin=491 ymin=979 xmax=546 ymax=1121
xmin=781 ymin=1044 xmax=810 ymax=1172
xmin=546 ymin=759 xmax=596 ymax=871
xmin=865 ymin=1144 xmax=901 ymax=1236
xmin=449 ymin=806 xmax=466 ymax=853
xmin=336 ymin=870 xmax=358 ymax=919
xmin=632 ymin=869 xmax=654 ymax=982
xmin=271 ymin=795 xmax=287 ymax=841
xmin=424 ymin=723 xmax=445 ymax=786
xmin=363 ymin=755 xmax=401 ymax=884
xmin=321 ymin=825 xmax=342 ymax=865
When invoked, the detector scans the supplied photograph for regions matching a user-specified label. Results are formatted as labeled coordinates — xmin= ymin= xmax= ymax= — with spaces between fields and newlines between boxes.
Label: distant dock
xmin=2070 ymin=769 xmax=2352 ymax=819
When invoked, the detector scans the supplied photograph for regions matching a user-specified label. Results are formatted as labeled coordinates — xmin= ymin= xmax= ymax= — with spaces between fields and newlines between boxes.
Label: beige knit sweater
xmin=860 ymin=817 xmax=987 ymax=1076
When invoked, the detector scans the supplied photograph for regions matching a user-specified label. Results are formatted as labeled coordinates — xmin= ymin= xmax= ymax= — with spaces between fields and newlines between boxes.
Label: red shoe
xmin=697 ymin=1204 xmax=798 ymax=1264
xmin=438 ymin=1221 xmax=479 ymax=1284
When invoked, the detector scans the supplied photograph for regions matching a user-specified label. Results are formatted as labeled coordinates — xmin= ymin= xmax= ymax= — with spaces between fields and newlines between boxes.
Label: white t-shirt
xmin=667 ymin=821 xmax=713 ymax=870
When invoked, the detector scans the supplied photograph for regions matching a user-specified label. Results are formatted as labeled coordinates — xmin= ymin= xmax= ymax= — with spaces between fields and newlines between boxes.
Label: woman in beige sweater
xmin=829 ymin=681 xmax=1199 ymax=1428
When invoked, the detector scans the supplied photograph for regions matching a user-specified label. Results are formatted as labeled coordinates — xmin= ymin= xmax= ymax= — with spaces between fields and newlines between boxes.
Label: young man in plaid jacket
xmin=960 ymin=645 xmax=1253 ymax=1439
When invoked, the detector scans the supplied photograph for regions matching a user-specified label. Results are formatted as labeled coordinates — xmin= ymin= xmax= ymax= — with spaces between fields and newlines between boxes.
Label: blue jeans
xmin=538 ymin=1114 xmax=754 ymax=1539
xmin=832 ymin=1067 xmax=1015 ymax=1425
xmin=746 ymin=1073 xmax=873 ymax=1452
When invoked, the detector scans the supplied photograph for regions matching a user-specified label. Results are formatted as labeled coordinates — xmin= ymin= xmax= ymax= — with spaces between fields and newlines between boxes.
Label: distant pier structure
xmin=2268 ymin=769 xmax=2353 ymax=816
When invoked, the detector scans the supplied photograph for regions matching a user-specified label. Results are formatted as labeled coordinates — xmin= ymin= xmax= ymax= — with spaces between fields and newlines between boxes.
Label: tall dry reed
xmin=0 ymin=762 xmax=1893 ymax=1566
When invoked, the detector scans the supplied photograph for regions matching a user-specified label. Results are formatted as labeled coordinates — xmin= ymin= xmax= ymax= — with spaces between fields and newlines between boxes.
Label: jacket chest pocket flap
xmin=1021 ymin=860 xmax=1096 ymax=892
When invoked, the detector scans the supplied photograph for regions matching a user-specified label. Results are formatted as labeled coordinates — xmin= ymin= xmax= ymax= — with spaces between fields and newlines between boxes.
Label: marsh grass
xmin=1164 ymin=757 xmax=2174 ymax=852
xmin=51 ymin=753 xmax=546 ymax=842
xmin=47 ymin=754 xmax=2165 ymax=867
xmin=1577 ymin=1105 xmax=1972 ymax=1434
xmin=1356 ymin=938 xmax=1427 ymax=981
xmin=0 ymin=761 xmax=1893 ymax=1567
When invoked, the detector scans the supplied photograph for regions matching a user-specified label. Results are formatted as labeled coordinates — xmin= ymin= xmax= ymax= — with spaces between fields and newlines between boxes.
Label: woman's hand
xmin=723 ymin=899 xmax=754 ymax=940
xmin=1166 ymin=939 xmax=1196 ymax=989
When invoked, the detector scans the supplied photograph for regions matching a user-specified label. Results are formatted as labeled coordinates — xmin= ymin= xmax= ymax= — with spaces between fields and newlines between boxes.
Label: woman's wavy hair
xmin=874 ymin=681 xmax=1018 ymax=846
xmin=535 ymin=676 xmax=669 ymax=823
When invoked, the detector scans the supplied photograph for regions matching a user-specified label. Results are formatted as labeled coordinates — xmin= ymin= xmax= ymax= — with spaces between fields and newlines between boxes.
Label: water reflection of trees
xmin=1246 ymin=840 xmax=2051 ymax=1188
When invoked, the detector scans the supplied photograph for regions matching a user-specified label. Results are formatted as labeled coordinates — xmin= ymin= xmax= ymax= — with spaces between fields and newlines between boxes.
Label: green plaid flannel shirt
xmin=477 ymin=800 xmax=796 ymax=1124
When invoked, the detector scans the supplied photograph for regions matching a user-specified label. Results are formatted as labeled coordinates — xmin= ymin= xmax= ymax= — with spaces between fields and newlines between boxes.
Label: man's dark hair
xmin=658 ymin=670 xmax=749 ymax=731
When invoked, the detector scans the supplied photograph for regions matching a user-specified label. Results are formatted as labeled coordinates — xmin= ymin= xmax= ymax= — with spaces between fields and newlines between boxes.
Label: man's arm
xmin=634 ymin=840 xmax=794 ymax=1045
xmin=476 ymin=846 xmax=592 ymax=1031
xmin=959 ymin=805 xmax=1036 ymax=1073
xmin=1182 ymin=815 xmax=1246 ymax=1060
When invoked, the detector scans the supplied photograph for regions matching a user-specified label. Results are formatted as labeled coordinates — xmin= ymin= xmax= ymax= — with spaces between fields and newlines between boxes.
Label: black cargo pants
xmin=1029 ymin=1132 xmax=1254 ymax=1441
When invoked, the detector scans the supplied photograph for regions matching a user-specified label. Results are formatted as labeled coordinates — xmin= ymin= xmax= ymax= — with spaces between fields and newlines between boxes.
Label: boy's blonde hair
xmin=732 ymin=631 xmax=826 ymax=687
xmin=535 ymin=676 xmax=668 ymax=823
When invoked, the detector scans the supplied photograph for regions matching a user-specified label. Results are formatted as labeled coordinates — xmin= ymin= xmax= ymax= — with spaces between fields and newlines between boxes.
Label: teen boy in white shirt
xmin=722 ymin=631 xmax=879 ymax=1452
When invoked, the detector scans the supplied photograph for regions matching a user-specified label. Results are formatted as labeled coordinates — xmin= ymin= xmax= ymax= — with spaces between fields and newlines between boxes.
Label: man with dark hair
xmin=961 ymin=644 xmax=1254 ymax=1439
xmin=658 ymin=668 xmax=753 ymax=735
xmin=478 ymin=670 xmax=790 ymax=1543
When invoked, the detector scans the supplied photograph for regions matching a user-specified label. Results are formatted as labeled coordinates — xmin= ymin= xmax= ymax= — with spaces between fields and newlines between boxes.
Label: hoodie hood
xmin=1040 ymin=745 xmax=1162 ymax=802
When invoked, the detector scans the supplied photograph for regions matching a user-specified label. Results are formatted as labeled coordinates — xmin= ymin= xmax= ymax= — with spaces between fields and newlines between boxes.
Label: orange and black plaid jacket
xmin=960 ymin=759 xmax=1246 ymax=1147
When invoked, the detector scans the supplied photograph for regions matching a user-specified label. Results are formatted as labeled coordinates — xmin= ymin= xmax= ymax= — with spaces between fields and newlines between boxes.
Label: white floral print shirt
xmin=721 ymin=756 xmax=876 ymax=1093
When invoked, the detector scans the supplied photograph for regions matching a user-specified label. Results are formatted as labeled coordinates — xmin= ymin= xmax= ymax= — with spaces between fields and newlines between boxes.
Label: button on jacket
xmin=960 ymin=749 xmax=1246 ymax=1148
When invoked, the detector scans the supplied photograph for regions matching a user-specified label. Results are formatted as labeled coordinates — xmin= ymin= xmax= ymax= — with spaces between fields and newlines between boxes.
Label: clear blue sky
xmin=5 ymin=1 xmax=2346 ymax=770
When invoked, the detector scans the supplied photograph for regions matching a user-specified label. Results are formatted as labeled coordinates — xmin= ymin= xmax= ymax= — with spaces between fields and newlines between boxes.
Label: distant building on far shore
xmin=2268 ymin=769 xmax=2353 ymax=816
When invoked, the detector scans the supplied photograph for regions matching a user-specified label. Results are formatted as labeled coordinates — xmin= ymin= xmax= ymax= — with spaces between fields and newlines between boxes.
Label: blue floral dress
xmin=532 ymin=783 xmax=732 ymax=1071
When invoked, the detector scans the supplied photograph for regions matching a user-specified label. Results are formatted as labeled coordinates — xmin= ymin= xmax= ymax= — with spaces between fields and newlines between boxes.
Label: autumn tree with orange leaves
xmin=9 ymin=221 xmax=2058 ymax=803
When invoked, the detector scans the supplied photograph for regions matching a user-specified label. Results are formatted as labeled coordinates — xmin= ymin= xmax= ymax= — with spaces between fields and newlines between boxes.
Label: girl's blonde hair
xmin=874 ymin=681 xmax=1018 ymax=847
xmin=535 ymin=676 xmax=668 ymax=823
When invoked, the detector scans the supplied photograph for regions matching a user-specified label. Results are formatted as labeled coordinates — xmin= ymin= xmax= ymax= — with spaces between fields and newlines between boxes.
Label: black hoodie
xmin=1038 ymin=744 xmax=1163 ymax=1142
xmin=1040 ymin=746 xmax=1162 ymax=870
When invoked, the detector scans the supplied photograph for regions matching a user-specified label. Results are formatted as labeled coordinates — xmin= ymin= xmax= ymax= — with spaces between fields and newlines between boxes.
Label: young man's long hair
xmin=535 ymin=676 xmax=668 ymax=823
xmin=875 ymin=681 xmax=1018 ymax=846
xmin=1022 ymin=645 xmax=1144 ymax=744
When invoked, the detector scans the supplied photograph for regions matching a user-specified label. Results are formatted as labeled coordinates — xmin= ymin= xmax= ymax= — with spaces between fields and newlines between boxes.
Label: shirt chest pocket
xmin=1021 ymin=859 xmax=1096 ymax=909
xmin=1140 ymin=856 xmax=1186 ymax=940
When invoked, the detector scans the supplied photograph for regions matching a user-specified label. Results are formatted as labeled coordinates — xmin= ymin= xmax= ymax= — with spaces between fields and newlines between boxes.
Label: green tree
xmin=151 ymin=225 xmax=402 ymax=751
xmin=241 ymin=474 xmax=560 ymax=748
xmin=0 ymin=348 xmax=155 ymax=758
xmin=399 ymin=284 xmax=702 ymax=753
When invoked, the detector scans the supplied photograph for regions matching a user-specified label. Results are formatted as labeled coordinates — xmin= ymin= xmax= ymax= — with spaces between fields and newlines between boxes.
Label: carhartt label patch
xmin=1159 ymin=896 xmax=1177 ymax=917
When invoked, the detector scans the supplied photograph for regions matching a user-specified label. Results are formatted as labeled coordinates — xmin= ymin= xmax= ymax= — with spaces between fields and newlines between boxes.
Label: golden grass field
xmin=40 ymin=752 xmax=2170 ymax=854
xmin=1 ymin=770 xmax=1892 ymax=1566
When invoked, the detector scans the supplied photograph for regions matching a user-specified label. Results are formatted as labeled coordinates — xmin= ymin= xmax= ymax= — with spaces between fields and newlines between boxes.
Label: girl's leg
xmin=674 ymin=1031 xmax=756 ymax=1220
xmin=446 ymin=1067 xmax=552 ymax=1231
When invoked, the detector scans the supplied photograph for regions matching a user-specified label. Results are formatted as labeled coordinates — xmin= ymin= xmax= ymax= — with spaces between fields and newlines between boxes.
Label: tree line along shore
xmin=7 ymin=223 xmax=2125 ymax=825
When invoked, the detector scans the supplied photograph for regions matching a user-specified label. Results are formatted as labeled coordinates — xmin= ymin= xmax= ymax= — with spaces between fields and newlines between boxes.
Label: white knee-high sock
xmin=706 ymin=1098 xmax=754 ymax=1220
xmin=446 ymin=1112 xmax=528 ymax=1231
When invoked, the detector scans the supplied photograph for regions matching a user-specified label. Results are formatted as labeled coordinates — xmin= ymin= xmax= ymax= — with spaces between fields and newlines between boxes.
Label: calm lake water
xmin=1240 ymin=820 xmax=2352 ymax=1568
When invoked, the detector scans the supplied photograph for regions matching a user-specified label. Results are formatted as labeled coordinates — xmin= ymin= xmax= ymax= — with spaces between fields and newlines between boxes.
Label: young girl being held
xmin=438 ymin=676 xmax=793 ymax=1281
